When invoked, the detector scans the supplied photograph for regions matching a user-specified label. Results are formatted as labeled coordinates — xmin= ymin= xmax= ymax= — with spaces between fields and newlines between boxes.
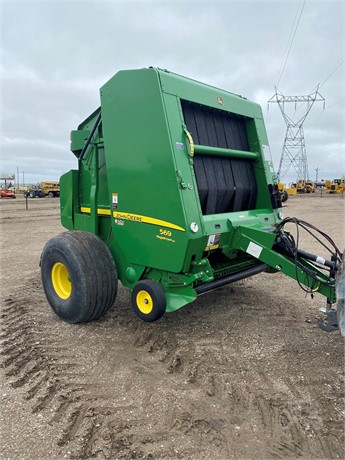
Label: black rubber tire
xmin=281 ymin=190 xmax=289 ymax=202
xmin=41 ymin=231 xmax=118 ymax=323
xmin=48 ymin=191 xmax=54 ymax=198
xmin=29 ymin=191 xmax=36 ymax=198
xmin=131 ymin=280 xmax=166 ymax=322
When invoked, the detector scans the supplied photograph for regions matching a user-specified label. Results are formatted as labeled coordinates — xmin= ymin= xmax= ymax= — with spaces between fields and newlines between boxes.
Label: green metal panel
xmin=60 ymin=170 xmax=78 ymax=230
xmin=157 ymin=69 xmax=261 ymax=119
xmin=70 ymin=130 xmax=90 ymax=156
xmin=100 ymin=68 xmax=190 ymax=275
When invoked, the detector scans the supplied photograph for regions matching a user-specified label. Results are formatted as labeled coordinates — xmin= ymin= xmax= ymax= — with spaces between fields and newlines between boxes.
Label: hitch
xmin=317 ymin=252 xmax=344 ymax=335
xmin=318 ymin=302 xmax=338 ymax=333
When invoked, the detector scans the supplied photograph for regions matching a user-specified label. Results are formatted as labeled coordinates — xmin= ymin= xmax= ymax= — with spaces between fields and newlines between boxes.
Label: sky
xmin=1 ymin=0 xmax=344 ymax=186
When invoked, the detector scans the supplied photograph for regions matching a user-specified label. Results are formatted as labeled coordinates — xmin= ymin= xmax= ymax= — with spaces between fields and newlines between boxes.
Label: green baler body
xmin=61 ymin=68 xmax=335 ymax=312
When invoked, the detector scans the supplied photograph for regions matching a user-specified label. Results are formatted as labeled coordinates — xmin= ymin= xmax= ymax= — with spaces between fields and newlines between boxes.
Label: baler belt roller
xmin=193 ymin=144 xmax=258 ymax=160
xmin=195 ymin=263 xmax=268 ymax=295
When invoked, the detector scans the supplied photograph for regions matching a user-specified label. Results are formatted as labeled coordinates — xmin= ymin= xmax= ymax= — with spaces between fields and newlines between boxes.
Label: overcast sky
xmin=1 ymin=0 xmax=344 ymax=186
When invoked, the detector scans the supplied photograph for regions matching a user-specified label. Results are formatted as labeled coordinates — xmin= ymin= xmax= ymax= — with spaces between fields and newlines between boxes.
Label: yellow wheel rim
xmin=136 ymin=290 xmax=153 ymax=315
xmin=51 ymin=262 xmax=72 ymax=299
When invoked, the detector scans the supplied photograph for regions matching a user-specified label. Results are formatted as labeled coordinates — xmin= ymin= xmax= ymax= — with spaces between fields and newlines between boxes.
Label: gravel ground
xmin=0 ymin=193 xmax=344 ymax=460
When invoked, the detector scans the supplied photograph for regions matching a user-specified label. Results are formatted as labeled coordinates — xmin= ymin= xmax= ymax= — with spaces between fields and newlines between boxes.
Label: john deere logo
xmin=217 ymin=96 xmax=223 ymax=105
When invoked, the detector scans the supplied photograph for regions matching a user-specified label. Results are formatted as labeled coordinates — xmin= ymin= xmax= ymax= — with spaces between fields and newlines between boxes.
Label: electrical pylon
xmin=268 ymin=87 xmax=325 ymax=181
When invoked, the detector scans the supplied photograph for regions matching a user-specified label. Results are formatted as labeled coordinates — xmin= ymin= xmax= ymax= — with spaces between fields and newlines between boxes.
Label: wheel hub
xmin=51 ymin=262 xmax=72 ymax=299
xmin=136 ymin=290 xmax=153 ymax=314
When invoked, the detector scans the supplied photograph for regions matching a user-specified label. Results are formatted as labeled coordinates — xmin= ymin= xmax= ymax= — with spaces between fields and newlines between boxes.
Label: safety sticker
xmin=114 ymin=219 xmax=124 ymax=226
xmin=205 ymin=233 xmax=221 ymax=250
xmin=246 ymin=241 xmax=263 ymax=259
xmin=112 ymin=193 xmax=118 ymax=210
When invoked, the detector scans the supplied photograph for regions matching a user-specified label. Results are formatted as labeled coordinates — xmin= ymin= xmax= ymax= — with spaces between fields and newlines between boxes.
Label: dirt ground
xmin=0 ymin=193 xmax=344 ymax=460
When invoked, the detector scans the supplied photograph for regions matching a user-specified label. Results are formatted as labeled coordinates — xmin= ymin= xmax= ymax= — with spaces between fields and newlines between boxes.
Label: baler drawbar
xmin=40 ymin=67 xmax=344 ymax=334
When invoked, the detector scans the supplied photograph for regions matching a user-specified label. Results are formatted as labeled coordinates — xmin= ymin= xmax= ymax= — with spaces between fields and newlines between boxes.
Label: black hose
xmin=276 ymin=216 xmax=341 ymax=295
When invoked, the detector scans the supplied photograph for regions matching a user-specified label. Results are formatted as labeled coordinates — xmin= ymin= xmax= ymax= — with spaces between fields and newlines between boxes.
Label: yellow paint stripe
xmin=80 ymin=207 xmax=185 ymax=232
xmin=97 ymin=208 xmax=111 ymax=215
xmin=113 ymin=211 xmax=185 ymax=232
xmin=80 ymin=207 xmax=111 ymax=216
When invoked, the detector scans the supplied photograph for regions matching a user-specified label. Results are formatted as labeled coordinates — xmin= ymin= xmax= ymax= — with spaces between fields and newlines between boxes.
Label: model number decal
xmin=156 ymin=228 xmax=175 ymax=243
xmin=159 ymin=229 xmax=172 ymax=237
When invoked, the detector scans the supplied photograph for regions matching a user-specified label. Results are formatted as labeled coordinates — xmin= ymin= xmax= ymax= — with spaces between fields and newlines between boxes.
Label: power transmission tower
xmin=268 ymin=87 xmax=325 ymax=182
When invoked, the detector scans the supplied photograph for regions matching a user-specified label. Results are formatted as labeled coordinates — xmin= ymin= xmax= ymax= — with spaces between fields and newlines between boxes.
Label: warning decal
xmin=112 ymin=193 xmax=118 ymax=210
xmin=205 ymin=233 xmax=221 ymax=251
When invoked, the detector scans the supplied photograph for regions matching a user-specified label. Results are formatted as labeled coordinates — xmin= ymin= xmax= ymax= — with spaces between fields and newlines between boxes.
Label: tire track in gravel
xmin=0 ymin=277 xmax=231 ymax=459
xmin=1 ymin=274 xmax=344 ymax=459
xmin=126 ymin=282 xmax=344 ymax=459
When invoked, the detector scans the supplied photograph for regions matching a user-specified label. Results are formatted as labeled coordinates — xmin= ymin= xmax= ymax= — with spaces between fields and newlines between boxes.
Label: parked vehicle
xmin=24 ymin=182 xmax=60 ymax=198
xmin=0 ymin=189 xmax=16 ymax=199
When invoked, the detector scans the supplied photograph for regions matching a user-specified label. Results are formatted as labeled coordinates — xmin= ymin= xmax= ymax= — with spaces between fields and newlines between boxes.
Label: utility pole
xmin=315 ymin=167 xmax=319 ymax=182
xmin=268 ymin=86 xmax=325 ymax=182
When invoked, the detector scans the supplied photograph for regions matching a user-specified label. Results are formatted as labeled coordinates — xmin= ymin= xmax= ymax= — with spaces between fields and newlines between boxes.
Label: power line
xmin=275 ymin=1 xmax=301 ymax=84
xmin=320 ymin=56 xmax=345 ymax=87
xmin=302 ymin=60 xmax=345 ymax=134
xmin=327 ymin=96 xmax=345 ymax=110
xmin=305 ymin=96 xmax=344 ymax=137
xmin=276 ymin=0 xmax=306 ymax=87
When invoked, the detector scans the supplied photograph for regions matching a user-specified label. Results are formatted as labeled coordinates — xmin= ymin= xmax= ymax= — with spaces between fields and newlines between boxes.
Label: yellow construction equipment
xmin=24 ymin=181 xmax=60 ymax=198
xmin=289 ymin=179 xmax=316 ymax=194
xmin=325 ymin=179 xmax=345 ymax=194
xmin=285 ymin=183 xmax=297 ymax=196
xmin=277 ymin=182 xmax=289 ymax=202
xmin=305 ymin=180 xmax=316 ymax=193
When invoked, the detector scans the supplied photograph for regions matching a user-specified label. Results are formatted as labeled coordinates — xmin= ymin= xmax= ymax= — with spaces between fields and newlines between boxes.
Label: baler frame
xmin=41 ymin=67 xmax=343 ymax=332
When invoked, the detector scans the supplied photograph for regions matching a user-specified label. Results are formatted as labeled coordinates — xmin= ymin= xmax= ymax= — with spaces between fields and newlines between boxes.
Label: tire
xmin=131 ymin=280 xmax=166 ymax=322
xmin=281 ymin=191 xmax=289 ymax=202
xmin=29 ymin=191 xmax=36 ymax=198
xmin=48 ymin=191 xmax=54 ymax=198
xmin=41 ymin=231 xmax=118 ymax=323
